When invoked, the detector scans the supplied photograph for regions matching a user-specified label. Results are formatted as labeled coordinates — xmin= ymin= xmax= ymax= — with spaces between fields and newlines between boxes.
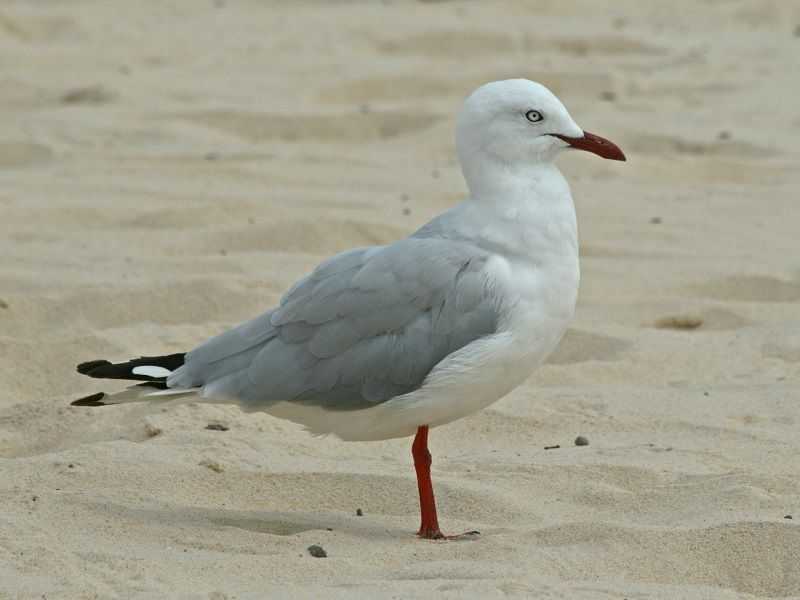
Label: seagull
xmin=72 ymin=79 xmax=625 ymax=540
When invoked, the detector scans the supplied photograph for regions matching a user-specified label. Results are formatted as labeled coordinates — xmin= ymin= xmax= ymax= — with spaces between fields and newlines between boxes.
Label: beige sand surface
xmin=1 ymin=1 xmax=799 ymax=598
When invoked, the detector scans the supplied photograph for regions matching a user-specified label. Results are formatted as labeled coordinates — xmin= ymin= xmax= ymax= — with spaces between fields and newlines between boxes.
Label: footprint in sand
xmin=547 ymin=329 xmax=630 ymax=364
xmin=371 ymin=30 xmax=515 ymax=57
xmin=0 ymin=12 xmax=81 ymax=42
xmin=320 ymin=71 xmax=618 ymax=106
xmin=535 ymin=34 xmax=666 ymax=57
xmin=532 ymin=521 xmax=799 ymax=597
xmin=179 ymin=110 xmax=442 ymax=143
xmin=185 ymin=220 xmax=409 ymax=256
xmin=369 ymin=29 xmax=662 ymax=60
xmin=762 ymin=327 xmax=800 ymax=362
xmin=628 ymin=132 xmax=776 ymax=159
xmin=0 ymin=142 xmax=53 ymax=168
xmin=692 ymin=275 xmax=800 ymax=303
xmin=319 ymin=75 xmax=459 ymax=104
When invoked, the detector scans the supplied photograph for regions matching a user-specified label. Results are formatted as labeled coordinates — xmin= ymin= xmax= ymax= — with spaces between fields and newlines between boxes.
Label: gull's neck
xmin=451 ymin=155 xmax=578 ymax=263
xmin=462 ymin=157 xmax=572 ymax=214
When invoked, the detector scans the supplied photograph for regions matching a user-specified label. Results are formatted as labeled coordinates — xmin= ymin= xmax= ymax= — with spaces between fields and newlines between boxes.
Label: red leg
xmin=412 ymin=425 xmax=444 ymax=539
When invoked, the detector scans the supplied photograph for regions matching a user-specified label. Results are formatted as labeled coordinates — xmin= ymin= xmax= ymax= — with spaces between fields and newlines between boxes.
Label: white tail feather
xmin=97 ymin=384 xmax=199 ymax=406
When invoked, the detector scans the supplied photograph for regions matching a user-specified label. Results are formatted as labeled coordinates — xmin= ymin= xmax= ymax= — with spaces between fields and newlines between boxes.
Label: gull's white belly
xmin=376 ymin=253 xmax=579 ymax=438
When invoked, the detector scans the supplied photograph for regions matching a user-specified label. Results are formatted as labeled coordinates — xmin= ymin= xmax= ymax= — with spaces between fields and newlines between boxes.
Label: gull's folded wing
xmin=169 ymin=238 xmax=499 ymax=411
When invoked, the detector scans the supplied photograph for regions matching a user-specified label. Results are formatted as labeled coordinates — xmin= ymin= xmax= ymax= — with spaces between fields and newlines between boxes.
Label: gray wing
xmin=169 ymin=238 xmax=499 ymax=411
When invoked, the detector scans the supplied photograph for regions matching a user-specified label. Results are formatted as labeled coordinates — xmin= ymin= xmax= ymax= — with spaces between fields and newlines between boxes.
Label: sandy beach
xmin=1 ymin=1 xmax=799 ymax=597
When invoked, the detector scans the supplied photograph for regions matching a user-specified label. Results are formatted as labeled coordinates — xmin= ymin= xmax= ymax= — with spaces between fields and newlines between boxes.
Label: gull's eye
xmin=525 ymin=110 xmax=543 ymax=123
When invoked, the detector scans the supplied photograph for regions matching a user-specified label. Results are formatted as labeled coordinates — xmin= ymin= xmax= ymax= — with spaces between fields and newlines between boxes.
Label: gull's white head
xmin=456 ymin=79 xmax=625 ymax=173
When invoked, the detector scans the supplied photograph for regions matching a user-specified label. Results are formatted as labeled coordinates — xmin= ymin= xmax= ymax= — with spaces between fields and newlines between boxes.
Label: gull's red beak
xmin=552 ymin=131 xmax=626 ymax=161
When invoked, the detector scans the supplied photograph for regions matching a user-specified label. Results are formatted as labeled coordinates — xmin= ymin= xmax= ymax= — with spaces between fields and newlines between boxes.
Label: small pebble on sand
xmin=307 ymin=544 xmax=327 ymax=558
xmin=575 ymin=436 xmax=589 ymax=446
xmin=205 ymin=423 xmax=229 ymax=431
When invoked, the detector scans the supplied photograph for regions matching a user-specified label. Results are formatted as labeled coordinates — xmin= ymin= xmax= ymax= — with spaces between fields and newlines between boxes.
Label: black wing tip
xmin=77 ymin=360 xmax=111 ymax=376
xmin=71 ymin=392 xmax=108 ymax=407
xmin=76 ymin=354 xmax=186 ymax=381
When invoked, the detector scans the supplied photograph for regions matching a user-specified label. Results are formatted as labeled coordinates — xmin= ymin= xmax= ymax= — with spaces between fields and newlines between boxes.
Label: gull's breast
xmin=494 ymin=246 xmax=579 ymax=366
